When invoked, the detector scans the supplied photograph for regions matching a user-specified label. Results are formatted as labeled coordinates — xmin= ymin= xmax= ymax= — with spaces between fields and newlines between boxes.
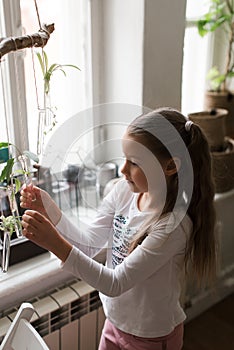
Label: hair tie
xmin=185 ymin=120 xmax=193 ymax=132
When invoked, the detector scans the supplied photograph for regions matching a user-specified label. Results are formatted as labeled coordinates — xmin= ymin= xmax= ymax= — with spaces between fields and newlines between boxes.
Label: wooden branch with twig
xmin=0 ymin=23 xmax=55 ymax=60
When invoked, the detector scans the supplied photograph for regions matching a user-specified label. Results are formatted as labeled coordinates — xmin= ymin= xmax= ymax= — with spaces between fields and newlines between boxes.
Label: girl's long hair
xmin=127 ymin=107 xmax=217 ymax=285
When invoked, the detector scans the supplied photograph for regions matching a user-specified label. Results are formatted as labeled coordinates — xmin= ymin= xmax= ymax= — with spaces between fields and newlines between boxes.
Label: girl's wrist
xmin=51 ymin=235 xmax=72 ymax=263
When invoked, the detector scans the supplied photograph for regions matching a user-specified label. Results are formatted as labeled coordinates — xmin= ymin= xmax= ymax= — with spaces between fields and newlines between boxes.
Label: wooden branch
xmin=0 ymin=23 xmax=55 ymax=59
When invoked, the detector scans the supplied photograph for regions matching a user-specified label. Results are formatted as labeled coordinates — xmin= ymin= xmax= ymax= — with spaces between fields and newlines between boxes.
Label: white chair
xmin=0 ymin=302 xmax=49 ymax=350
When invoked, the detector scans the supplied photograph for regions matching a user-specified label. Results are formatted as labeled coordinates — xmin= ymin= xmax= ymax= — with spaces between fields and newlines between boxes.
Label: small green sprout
xmin=0 ymin=215 xmax=22 ymax=236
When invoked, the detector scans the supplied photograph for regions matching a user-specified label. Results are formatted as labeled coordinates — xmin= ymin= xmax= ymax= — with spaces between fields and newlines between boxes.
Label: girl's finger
xmin=24 ymin=210 xmax=45 ymax=223
xmin=22 ymin=228 xmax=34 ymax=239
xmin=22 ymin=214 xmax=39 ymax=231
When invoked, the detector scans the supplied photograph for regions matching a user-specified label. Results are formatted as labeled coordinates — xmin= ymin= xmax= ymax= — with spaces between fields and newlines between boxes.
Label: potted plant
xmin=197 ymin=0 xmax=234 ymax=138
xmin=188 ymin=108 xmax=228 ymax=151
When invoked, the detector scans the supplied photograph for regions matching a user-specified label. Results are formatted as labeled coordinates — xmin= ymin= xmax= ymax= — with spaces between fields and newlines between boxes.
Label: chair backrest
xmin=0 ymin=302 xmax=49 ymax=350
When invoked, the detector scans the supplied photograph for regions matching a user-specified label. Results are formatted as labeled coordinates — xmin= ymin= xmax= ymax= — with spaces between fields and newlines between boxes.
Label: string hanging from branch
xmin=0 ymin=23 xmax=55 ymax=60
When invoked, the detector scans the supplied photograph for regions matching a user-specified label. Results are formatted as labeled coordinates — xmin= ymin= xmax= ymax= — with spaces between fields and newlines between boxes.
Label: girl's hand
xmin=20 ymin=185 xmax=62 ymax=226
xmin=22 ymin=210 xmax=72 ymax=263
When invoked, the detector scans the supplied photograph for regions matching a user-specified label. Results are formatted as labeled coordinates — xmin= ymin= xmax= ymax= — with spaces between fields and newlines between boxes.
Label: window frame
xmin=1 ymin=0 xmax=29 ymax=151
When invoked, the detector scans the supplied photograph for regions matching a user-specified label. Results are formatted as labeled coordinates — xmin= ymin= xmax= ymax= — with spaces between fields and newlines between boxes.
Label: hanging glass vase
xmin=37 ymin=92 xmax=56 ymax=155
xmin=18 ymin=154 xmax=36 ymax=201
xmin=44 ymin=92 xmax=53 ymax=127
xmin=7 ymin=184 xmax=22 ymax=238
xmin=37 ymin=109 xmax=46 ymax=155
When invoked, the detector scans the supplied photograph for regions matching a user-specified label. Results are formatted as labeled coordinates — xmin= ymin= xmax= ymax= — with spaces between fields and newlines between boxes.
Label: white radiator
xmin=0 ymin=280 xmax=106 ymax=350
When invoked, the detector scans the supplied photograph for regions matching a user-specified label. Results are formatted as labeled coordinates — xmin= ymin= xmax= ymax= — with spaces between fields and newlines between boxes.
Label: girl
xmin=20 ymin=107 xmax=217 ymax=350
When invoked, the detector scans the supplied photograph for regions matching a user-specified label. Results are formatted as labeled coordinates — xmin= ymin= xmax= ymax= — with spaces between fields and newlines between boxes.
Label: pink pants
xmin=98 ymin=319 xmax=184 ymax=350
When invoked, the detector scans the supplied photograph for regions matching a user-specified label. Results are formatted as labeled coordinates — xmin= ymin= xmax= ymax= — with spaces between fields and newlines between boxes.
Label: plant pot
xmin=188 ymin=109 xmax=227 ymax=151
xmin=204 ymin=91 xmax=234 ymax=139
xmin=0 ymin=147 xmax=9 ymax=164
xmin=212 ymin=137 xmax=234 ymax=193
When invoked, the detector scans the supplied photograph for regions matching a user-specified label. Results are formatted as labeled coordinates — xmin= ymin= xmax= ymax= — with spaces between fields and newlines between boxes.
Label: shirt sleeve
xmin=56 ymin=183 xmax=118 ymax=257
xmin=61 ymin=214 xmax=192 ymax=297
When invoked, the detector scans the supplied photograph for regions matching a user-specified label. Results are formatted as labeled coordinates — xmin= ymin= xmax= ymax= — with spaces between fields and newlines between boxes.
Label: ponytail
xmin=186 ymin=124 xmax=218 ymax=285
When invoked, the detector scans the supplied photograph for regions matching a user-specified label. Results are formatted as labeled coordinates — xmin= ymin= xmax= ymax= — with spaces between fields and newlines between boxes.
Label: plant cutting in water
xmin=0 ymin=215 xmax=22 ymax=237
xmin=0 ymin=212 xmax=23 ymax=273
xmin=36 ymin=50 xmax=80 ymax=151
xmin=36 ymin=50 xmax=80 ymax=95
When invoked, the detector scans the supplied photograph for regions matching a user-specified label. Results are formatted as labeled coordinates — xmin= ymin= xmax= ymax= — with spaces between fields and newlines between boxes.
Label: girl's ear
xmin=164 ymin=157 xmax=181 ymax=176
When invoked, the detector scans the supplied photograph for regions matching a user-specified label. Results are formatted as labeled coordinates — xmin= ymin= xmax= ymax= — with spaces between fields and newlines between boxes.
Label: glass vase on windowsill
xmin=0 ymin=213 xmax=22 ymax=273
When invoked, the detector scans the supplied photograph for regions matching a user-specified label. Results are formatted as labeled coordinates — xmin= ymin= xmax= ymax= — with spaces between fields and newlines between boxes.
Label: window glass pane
xmin=186 ymin=0 xmax=209 ymax=18
xmin=0 ymin=3 xmax=8 ymax=142
xmin=0 ymin=72 xmax=8 ymax=142
xmin=182 ymin=27 xmax=209 ymax=114
xmin=20 ymin=0 xmax=89 ymax=153
xmin=182 ymin=0 xmax=211 ymax=115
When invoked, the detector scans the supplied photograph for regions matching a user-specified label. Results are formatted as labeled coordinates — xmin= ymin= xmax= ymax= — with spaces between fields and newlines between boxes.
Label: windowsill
xmin=0 ymin=252 xmax=75 ymax=313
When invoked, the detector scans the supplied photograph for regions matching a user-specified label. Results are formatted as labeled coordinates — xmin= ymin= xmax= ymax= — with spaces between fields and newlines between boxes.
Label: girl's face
xmin=121 ymin=133 xmax=167 ymax=194
xmin=121 ymin=153 xmax=148 ymax=193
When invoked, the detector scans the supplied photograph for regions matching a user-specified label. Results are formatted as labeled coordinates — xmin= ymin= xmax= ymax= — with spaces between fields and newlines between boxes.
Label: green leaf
xmin=56 ymin=67 xmax=67 ymax=76
xmin=198 ymin=20 xmax=210 ymax=36
xmin=48 ymin=63 xmax=60 ymax=75
xmin=60 ymin=64 xmax=81 ymax=71
xmin=14 ymin=178 xmax=22 ymax=193
xmin=227 ymin=71 xmax=234 ymax=77
xmin=209 ymin=16 xmax=229 ymax=31
xmin=0 ymin=158 xmax=14 ymax=183
xmin=207 ymin=66 xmax=220 ymax=80
xmin=0 ymin=142 xmax=10 ymax=149
xmin=206 ymin=66 xmax=227 ymax=91
xmin=0 ymin=215 xmax=22 ymax=236
xmin=197 ymin=0 xmax=231 ymax=37
xmin=36 ymin=50 xmax=80 ymax=95
xmin=36 ymin=52 xmax=45 ymax=76
xmin=43 ymin=50 xmax=49 ymax=72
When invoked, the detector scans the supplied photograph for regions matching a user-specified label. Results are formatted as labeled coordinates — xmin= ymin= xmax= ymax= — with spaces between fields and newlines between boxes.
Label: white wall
xmin=90 ymin=0 xmax=144 ymax=107
xmin=90 ymin=0 xmax=187 ymax=163
xmin=91 ymin=0 xmax=186 ymax=111
xmin=142 ymin=0 xmax=186 ymax=110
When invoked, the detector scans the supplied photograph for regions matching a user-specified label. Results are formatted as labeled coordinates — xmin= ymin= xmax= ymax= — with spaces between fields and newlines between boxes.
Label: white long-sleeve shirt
xmin=57 ymin=179 xmax=192 ymax=337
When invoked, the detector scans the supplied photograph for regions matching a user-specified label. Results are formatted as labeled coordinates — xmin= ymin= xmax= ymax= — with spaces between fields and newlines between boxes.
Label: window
xmin=0 ymin=0 xmax=16 ymax=145
xmin=0 ymin=70 xmax=7 ymax=140
xmin=0 ymin=0 xmax=91 ymax=154
xmin=182 ymin=0 xmax=211 ymax=115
